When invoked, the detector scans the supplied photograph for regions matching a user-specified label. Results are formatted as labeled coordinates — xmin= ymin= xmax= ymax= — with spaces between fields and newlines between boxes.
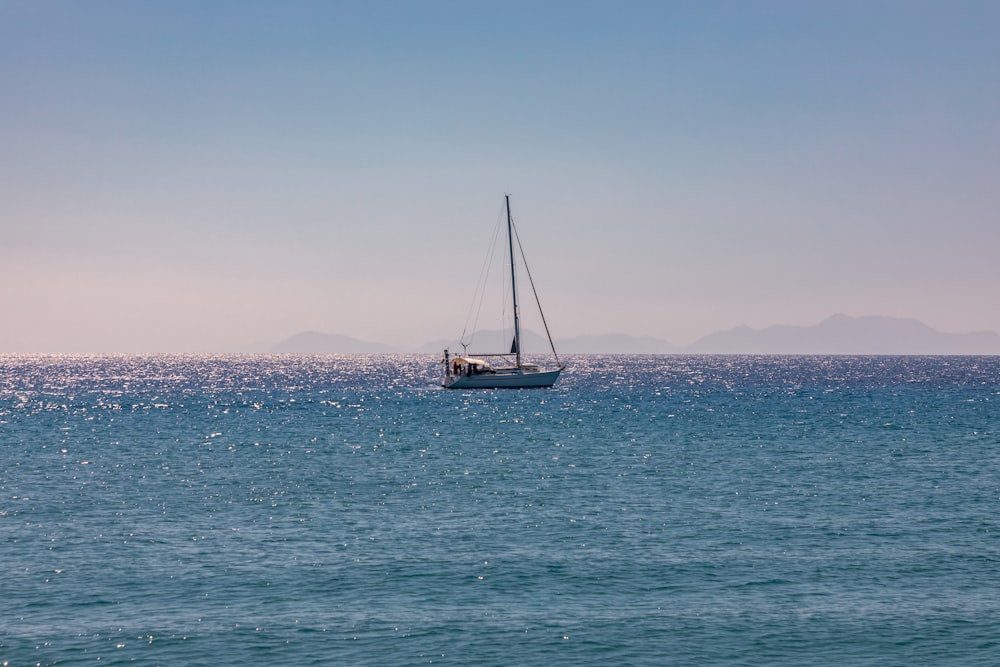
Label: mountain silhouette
xmin=271 ymin=315 xmax=1000 ymax=355
xmin=685 ymin=314 xmax=1000 ymax=355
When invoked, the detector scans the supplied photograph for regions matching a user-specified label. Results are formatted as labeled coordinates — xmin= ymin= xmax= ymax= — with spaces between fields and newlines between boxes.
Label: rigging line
xmin=461 ymin=202 xmax=506 ymax=348
xmin=511 ymin=217 xmax=562 ymax=367
xmin=495 ymin=197 xmax=512 ymax=355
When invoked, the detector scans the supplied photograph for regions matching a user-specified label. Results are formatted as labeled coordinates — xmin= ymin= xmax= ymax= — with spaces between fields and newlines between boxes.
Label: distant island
xmin=682 ymin=314 xmax=1000 ymax=355
xmin=270 ymin=315 xmax=1000 ymax=355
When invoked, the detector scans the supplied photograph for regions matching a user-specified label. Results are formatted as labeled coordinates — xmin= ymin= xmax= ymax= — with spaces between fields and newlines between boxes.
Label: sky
xmin=2 ymin=1 xmax=998 ymax=352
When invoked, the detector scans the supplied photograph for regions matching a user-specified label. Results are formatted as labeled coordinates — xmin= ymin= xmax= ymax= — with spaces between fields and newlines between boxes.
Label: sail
xmin=510 ymin=337 xmax=519 ymax=354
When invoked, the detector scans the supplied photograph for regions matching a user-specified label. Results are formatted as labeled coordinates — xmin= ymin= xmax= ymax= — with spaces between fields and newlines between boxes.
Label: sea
xmin=2 ymin=354 xmax=999 ymax=666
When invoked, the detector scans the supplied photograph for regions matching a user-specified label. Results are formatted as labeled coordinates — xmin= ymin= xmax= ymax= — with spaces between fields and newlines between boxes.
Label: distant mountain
xmin=416 ymin=329 xmax=552 ymax=355
xmin=420 ymin=330 xmax=678 ymax=355
xmin=686 ymin=314 xmax=1000 ymax=355
xmin=270 ymin=331 xmax=397 ymax=353
xmin=556 ymin=334 xmax=678 ymax=354
xmin=275 ymin=315 xmax=1000 ymax=355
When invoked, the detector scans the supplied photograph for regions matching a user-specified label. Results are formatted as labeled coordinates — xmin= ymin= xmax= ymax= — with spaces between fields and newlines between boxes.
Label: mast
xmin=506 ymin=194 xmax=521 ymax=367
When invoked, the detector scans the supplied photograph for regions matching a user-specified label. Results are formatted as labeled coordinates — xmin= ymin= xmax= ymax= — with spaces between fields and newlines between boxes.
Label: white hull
xmin=443 ymin=367 xmax=561 ymax=389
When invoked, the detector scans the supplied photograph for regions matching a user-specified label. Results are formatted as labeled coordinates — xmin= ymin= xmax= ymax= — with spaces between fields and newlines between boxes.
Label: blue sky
xmin=2 ymin=1 xmax=998 ymax=352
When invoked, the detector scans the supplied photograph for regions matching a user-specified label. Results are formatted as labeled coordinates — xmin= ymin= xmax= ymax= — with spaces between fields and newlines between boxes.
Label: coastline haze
xmin=264 ymin=314 xmax=1000 ymax=356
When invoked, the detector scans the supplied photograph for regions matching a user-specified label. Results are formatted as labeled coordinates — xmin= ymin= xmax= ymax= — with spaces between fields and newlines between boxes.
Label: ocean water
xmin=2 ymin=354 xmax=999 ymax=666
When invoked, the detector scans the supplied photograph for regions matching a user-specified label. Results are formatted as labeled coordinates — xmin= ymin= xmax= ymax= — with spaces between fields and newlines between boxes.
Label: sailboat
xmin=442 ymin=195 xmax=564 ymax=389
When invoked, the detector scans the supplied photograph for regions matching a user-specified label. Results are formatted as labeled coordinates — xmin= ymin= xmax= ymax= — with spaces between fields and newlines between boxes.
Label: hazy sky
xmin=3 ymin=1 xmax=998 ymax=352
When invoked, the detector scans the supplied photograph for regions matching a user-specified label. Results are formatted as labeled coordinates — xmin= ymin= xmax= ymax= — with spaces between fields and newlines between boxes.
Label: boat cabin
xmin=450 ymin=357 xmax=495 ymax=377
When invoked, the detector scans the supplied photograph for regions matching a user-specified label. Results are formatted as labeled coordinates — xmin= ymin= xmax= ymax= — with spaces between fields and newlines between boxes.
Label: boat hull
xmin=443 ymin=368 xmax=561 ymax=389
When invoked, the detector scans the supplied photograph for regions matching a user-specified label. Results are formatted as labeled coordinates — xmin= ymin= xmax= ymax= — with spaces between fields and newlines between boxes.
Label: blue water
xmin=2 ymin=354 xmax=999 ymax=665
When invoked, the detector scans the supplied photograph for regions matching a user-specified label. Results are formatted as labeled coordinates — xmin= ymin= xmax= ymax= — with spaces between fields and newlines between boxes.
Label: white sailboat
xmin=442 ymin=195 xmax=564 ymax=389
